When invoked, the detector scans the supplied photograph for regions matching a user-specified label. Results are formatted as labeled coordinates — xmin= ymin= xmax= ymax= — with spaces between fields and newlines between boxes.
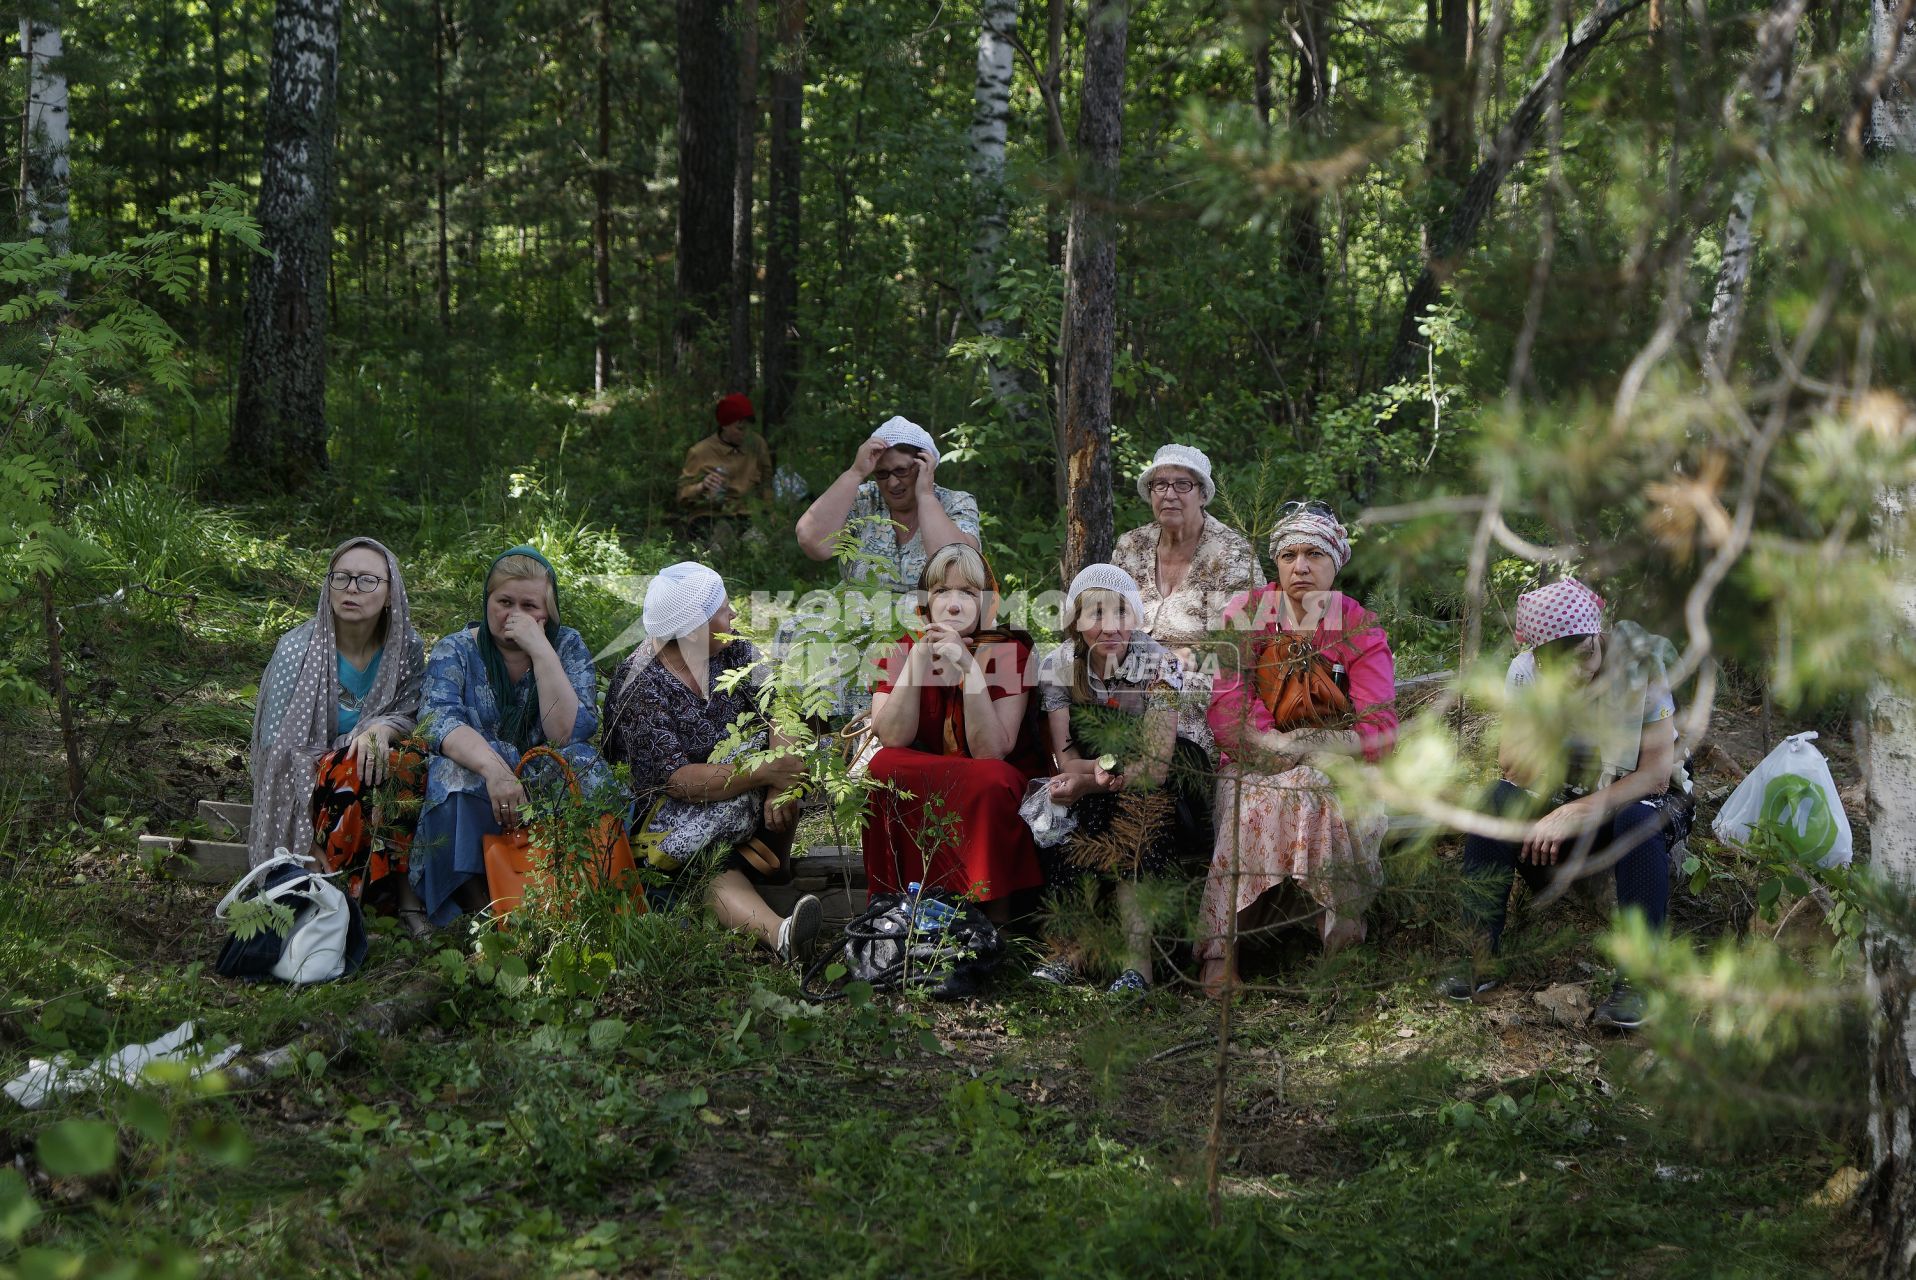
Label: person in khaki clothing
xmin=677 ymin=393 xmax=772 ymax=520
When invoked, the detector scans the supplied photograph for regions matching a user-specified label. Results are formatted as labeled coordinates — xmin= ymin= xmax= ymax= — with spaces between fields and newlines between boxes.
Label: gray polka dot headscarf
xmin=247 ymin=538 xmax=423 ymax=866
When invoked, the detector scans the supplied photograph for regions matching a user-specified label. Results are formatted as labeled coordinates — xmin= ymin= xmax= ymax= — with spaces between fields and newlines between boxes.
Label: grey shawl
xmin=247 ymin=538 xmax=426 ymax=866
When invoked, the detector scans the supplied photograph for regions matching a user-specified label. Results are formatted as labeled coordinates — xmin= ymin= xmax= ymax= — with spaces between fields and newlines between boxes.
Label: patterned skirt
xmin=1197 ymin=763 xmax=1386 ymax=959
xmin=310 ymin=738 xmax=428 ymax=908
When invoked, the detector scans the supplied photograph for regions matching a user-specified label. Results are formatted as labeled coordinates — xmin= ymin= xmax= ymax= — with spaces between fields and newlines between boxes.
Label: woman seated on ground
xmin=1031 ymin=564 xmax=1216 ymax=995
xmin=249 ymin=537 xmax=431 ymax=934
xmin=1200 ymin=504 xmax=1398 ymax=995
xmin=863 ymin=543 xmax=1046 ymax=923
xmin=412 ymin=546 xmax=618 ymax=927
xmin=1110 ymin=444 xmax=1261 ymax=659
xmin=601 ymin=562 xmax=824 ymax=962
xmin=794 ymin=416 xmax=980 ymax=592
xmin=1439 ymin=579 xmax=1689 ymax=1032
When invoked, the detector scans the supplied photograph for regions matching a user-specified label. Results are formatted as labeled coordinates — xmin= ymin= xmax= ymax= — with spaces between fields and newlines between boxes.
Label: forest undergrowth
xmin=0 ymin=426 xmax=1875 ymax=1278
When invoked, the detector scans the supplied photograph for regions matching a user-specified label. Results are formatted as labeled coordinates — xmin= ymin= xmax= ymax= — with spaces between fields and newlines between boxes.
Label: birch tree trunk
xmin=1059 ymin=0 xmax=1129 ymax=578
xmin=675 ymin=0 xmax=738 ymax=373
xmin=594 ymin=0 xmax=615 ymax=392
xmin=229 ymin=0 xmax=342 ymax=488
xmin=968 ymin=0 xmax=1032 ymax=419
xmin=1703 ymin=0 xmax=1808 ymax=372
xmin=1866 ymin=9 xmax=1916 ymax=1271
xmin=1383 ymin=0 xmax=1647 ymax=388
xmin=18 ymin=0 xmax=68 ymax=257
xmin=759 ymin=0 xmax=804 ymax=429
xmin=729 ymin=0 xmax=760 ymax=395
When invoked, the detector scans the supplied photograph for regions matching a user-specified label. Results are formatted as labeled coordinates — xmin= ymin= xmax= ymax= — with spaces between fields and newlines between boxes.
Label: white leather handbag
xmin=214 ymin=850 xmax=361 ymax=984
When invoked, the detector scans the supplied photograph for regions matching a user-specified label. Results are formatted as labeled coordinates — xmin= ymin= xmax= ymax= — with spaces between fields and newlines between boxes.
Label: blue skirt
xmin=411 ymin=792 xmax=500 ymax=926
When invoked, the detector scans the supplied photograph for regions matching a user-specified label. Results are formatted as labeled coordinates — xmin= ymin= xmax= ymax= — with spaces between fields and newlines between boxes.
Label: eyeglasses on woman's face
xmin=1148 ymin=478 xmax=1198 ymax=496
xmin=872 ymin=465 xmax=918 ymax=483
xmin=327 ymin=572 xmax=388 ymax=593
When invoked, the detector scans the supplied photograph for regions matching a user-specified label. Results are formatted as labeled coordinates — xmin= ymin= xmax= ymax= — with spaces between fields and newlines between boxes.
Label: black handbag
xmin=800 ymin=889 xmax=1005 ymax=1002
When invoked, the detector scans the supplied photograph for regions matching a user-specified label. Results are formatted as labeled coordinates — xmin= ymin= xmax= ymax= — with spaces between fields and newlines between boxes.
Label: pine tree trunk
xmin=1703 ymin=0 xmax=1808 ymax=372
xmin=1866 ymin=8 xmax=1916 ymax=1271
xmin=1280 ymin=0 xmax=1330 ymax=421
xmin=759 ymin=0 xmax=804 ymax=429
xmin=209 ymin=0 xmax=226 ymax=311
xmin=1059 ymin=0 xmax=1128 ymax=579
xmin=433 ymin=0 xmax=452 ymax=336
xmin=969 ymin=0 xmax=1032 ymax=420
xmin=595 ymin=0 xmax=615 ymax=392
xmin=675 ymin=0 xmax=738 ymax=373
xmin=729 ymin=0 xmax=759 ymax=395
xmin=1043 ymin=0 xmax=1070 ymax=513
xmin=19 ymin=0 xmax=68 ymax=257
xmin=229 ymin=0 xmax=342 ymax=489
xmin=1383 ymin=0 xmax=1647 ymax=388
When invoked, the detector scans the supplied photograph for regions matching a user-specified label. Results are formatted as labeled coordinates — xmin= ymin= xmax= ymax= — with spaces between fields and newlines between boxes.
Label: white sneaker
xmin=776 ymin=894 xmax=823 ymax=964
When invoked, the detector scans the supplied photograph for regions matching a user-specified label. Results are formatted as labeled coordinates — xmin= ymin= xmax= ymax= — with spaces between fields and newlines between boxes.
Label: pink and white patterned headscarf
xmin=1513 ymin=578 xmax=1606 ymax=648
xmin=1268 ymin=507 xmax=1352 ymax=571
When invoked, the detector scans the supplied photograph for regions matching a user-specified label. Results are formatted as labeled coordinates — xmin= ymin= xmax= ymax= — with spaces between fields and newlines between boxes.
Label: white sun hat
xmin=1136 ymin=443 xmax=1216 ymax=503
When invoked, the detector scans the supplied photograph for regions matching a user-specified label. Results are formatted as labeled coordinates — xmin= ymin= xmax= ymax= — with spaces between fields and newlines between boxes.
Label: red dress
xmin=862 ymin=634 xmax=1047 ymax=903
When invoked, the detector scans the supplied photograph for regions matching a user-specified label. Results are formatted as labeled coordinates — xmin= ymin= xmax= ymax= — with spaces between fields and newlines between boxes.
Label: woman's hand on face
xmin=922 ymin=624 xmax=972 ymax=676
xmin=499 ymin=609 xmax=554 ymax=658
xmin=911 ymin=454 xmax=937 ymax=498
xmin=354 ymin=724 xmax=395 ymax=786
xmin=485 ymin=768 xmax=530 ymax=830
xmin=852 ymin=437 xmax=889 ymax=478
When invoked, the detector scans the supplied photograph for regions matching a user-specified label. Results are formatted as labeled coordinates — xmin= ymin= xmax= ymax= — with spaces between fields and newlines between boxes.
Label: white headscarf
xmin=1066 ymin=563 xmax=1147 ymax=626
xmin=642 ymin=562 xmax=728 ymax=642
xmin=248 ymin=538 xmax=424 ymax=867
xmin=872 ymin=416 xmax=940 ymax=466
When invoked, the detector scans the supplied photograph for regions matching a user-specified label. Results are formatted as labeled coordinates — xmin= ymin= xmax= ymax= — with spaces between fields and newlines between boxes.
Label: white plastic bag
xmin=1711 ymin=732 xmax=1853 ymax=868
xmin=1019 ymin=778 xmax=1078 ymax=849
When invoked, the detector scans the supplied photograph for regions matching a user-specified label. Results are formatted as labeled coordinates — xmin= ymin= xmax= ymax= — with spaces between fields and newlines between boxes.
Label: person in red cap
xmin=676 ymin=393 xmax=772 ymax=520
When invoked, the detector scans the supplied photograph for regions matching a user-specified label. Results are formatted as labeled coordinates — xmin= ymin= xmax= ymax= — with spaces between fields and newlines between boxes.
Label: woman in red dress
xmin=863 ymin=543 xmax=1046 ymax=921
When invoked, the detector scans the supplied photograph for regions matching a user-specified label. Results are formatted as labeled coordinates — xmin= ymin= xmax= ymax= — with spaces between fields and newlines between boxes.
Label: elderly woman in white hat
xmin=601 ymin=562 xmax=822 ymax=962
xmin=1031 ymin=563 xmax=1217 ymax=994
xmin=1110 ymin=444 xmax=1262 ymax=656
xmin=794 ymin=416 xmax=981 ymax=593
xmin=1198 ymin=503 xmax=1398 ymax=994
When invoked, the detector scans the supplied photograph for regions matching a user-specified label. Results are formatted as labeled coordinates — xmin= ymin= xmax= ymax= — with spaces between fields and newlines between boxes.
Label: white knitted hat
xmin=872 ymin=415 xmax=939 ymax=466
xmin=1066 ymin=563 xmax=1147 ymax=627
xmin=643 ymin=562 xmax=728 ymax=642
xmin=1136 ymin=443 xmax=1216 ymax=502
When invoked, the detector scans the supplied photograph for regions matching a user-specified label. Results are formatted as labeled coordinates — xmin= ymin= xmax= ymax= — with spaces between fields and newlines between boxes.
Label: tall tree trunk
xmin=209 ymin=0 xmax=226 ymax=310
xmin=1383 ymin=0 xmax=1648 ymax=388
xmin=1703 ymin=0 xmax=1808 ymax=372
xmin=229 ymin=0 xmax=343 ymax=487
xmin=729 ymin=0 xmax=759 ymax=395
xmin=432 ymin=0 xmax=451 ymax=336
xmin=968 ymin=0 xmax=1033 ymax=419
xmin=18 ymin=0 xmax=68 ymax=257
xmin=1865 ymin=8 xmax=1916 ymax=1271
xmin=1252 ymin=32 xmax=1274 ymax=126
xmin=595 ymin=0 xmax=615 ymax=392
xmin=1427 ymin=0 xmax=1475 ymax=240
xmin=675 ymin=0 xmax=738 ymax=373
xmin=759 ymin=0 xmax=804 ymax=428
xmin=1280 ymin=0 xmax=1330 ymax=419
xmin=1043 ymin=0 xmax=1070 ymax=513
xmin=1059 ymin=0 xmax=1129 ymax=578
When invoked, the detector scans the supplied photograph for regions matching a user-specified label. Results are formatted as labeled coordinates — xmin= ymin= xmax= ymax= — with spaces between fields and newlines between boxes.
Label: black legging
xmin=1461 ymin=779 xmax=1670 ymax=952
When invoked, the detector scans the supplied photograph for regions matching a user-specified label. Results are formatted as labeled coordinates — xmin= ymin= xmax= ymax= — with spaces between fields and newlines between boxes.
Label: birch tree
xmin=18 ymin=0 xmax=69 ymax=257
xmin=967 ymin=0 xmax=1032 ymax=419
xmin=228 ymin=0 xmax=342 ymax=487
xmin=1703 ymin=0 xmax=1809 ymax=373
xmin=1059 ymin=0 xmax=1129 ymax=577
xmin=1866 ymin=3 xmax=1916 ymax=1266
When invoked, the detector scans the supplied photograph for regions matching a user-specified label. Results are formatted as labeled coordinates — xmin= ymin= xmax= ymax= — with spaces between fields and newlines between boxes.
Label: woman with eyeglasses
xmin=411 ymin=545 xmax=620 ymax=927
xmin=249 ymin=538 xmax=432 ymax=935
xmin=794 ymin=416 xmax=980 ymax=593
xmin=1198 ymin=504 xmax=1398 ymax=994
xmin=1110 ymin=445 xmax=1262 ymax=660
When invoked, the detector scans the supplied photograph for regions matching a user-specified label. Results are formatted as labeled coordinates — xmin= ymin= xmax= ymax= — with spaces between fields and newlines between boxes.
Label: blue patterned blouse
xmin=417 ymin=624 xmax=618 ymax=817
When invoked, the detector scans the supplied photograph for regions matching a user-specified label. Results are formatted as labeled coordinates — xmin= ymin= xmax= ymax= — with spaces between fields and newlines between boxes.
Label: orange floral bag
xmin=1253 ymin=633 xmax=1352 ymax=731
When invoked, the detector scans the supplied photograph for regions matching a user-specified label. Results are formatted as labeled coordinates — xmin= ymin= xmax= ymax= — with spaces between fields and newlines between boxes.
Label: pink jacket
xmin=1206 ymin=587 xmax=1398 ymax=766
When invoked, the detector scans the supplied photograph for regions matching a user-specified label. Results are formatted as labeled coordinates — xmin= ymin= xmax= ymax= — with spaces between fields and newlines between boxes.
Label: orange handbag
xmin=482 ymin=745 xmax=647 ymax=920
xmin=1253 ymin=632 xmax=1352 ymax=732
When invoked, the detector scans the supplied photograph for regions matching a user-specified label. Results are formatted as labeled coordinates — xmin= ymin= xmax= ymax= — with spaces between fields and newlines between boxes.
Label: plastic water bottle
xmin=904 ymin=881 xmax=952 ymax=933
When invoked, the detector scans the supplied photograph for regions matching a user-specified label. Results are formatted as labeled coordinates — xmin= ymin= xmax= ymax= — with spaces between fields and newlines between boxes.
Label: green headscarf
xmin=478 ymin=544 xmax=561 ymax=750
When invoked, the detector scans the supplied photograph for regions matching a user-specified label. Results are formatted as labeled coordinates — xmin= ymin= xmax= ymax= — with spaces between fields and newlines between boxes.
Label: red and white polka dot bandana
xmin=1513 ymin=578 xmax=1605 ymax=649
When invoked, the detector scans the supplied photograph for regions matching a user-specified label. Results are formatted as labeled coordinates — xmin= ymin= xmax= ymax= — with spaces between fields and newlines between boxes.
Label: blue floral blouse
xmin=417 ymin=624 xmax=618 ymax=817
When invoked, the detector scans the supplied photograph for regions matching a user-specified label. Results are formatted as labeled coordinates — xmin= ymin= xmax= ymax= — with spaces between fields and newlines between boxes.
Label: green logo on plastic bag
xmin=1758 ymin=774 xmax=1839 ymax=862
